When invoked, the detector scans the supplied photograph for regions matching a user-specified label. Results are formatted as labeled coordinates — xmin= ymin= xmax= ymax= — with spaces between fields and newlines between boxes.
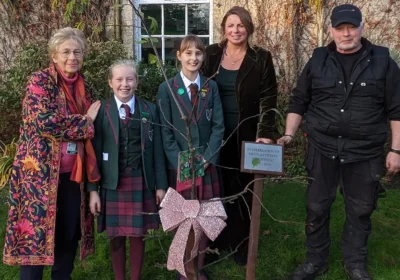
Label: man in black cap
xmin=278 ymin=4 xmax=400 ymax=280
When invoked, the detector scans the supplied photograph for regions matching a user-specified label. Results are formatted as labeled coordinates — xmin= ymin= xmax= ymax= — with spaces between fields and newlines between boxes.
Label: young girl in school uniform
xmin=157 ymin=35 xmax=225 ymax=280
xmin=88 ymin=60 xmax=168 ymax=280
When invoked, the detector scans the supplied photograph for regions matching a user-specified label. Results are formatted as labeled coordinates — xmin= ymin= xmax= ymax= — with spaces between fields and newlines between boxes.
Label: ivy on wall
xmin=0 ymin=0 xmax=112 ymax=69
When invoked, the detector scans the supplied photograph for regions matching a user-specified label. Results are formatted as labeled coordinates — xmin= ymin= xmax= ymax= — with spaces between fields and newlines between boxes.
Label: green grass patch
xmin=0 ymin=182 xmax=399 ymax=279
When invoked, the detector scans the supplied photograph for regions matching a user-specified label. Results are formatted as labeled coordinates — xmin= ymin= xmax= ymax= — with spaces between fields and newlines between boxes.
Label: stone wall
xmin=208 ymin=0 xmax=400 ymax=96
xmin=2 ymin=0 xmax=400 ymax=93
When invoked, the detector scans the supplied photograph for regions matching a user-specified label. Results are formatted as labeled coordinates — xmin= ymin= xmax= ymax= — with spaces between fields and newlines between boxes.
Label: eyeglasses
xmin=57 ymin=50 xmax=84 ymax=58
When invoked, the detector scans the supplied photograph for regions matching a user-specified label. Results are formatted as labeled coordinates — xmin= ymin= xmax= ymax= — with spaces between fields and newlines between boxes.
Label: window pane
xmin=141 ymin=38 xmax=162 ymax=63
xmin=165 ymin=4 xmax=185 ymax=35
xmin=188 ymin=4 xmax=209 ymax=35
xmin=165 ymin=37 xmax=209 ymax=64
xmin=165 ymin=38 xmax=181 ymax=63
xmin=199 ymin=37 xmax=209 ymax=47
xmin=141 ymin=5 xmax=161 ymax=35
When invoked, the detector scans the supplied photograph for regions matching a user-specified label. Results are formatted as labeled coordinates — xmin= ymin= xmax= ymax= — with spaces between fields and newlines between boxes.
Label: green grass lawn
xmin=0 ymin=182 xmax=399 ymax=280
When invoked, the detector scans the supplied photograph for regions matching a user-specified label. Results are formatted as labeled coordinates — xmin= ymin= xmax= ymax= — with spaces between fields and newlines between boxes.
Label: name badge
xmin=103 ymin=153 xmax=109 ymax=161
xmin=66 ymin=142 xmax=77 ymax=155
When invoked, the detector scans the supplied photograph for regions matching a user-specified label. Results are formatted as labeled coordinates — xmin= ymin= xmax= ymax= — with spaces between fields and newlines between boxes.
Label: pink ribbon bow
xmin=159 ymin=188 xmax=227 ymax=277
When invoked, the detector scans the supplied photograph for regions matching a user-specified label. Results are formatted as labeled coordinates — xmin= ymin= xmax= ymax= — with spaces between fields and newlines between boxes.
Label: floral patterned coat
xmin=3 ymin=65 xmax=96 ymax=266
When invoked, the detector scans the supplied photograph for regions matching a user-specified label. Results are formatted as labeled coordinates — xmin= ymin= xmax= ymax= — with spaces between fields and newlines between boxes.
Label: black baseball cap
xmin=331 ymin=4 xmax=362 ymax=27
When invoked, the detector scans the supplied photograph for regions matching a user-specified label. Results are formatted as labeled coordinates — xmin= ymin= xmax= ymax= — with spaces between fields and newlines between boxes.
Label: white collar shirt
xmin=180 ymin=71 xmax=200 ymax=100
xmin=114 ymin=95 xmax=135 ymax=119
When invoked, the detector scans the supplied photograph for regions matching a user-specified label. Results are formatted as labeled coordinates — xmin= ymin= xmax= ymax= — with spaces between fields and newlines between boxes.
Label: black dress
xmin=203 ymin=43 xmax=278 ymax=257
xmin=214 ymin=66 xmax=254 ymax=253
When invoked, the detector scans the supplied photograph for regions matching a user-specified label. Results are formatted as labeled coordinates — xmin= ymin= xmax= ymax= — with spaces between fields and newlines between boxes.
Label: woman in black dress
xmin=203 ymin=6 xmax=278 ymax=265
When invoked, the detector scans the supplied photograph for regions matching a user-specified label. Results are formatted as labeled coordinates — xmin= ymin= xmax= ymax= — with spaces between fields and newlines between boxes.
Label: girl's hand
xmin=203 ymin=159 xmax=210 ymax=170
xmin=89 ymin=191 xmax=101 ymax=216
xmin=156 ymin=189 xmax=166 ymax=205
xmin=86 ymin=100 xmax=101 ymax=121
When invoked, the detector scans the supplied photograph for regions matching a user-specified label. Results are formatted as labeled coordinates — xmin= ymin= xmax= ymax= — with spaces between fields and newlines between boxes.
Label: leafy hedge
xmin=0 ymin=43 xmax=48 ymax=143
xmin=0 ymin=40 xmax=177 ymax=143
xmin=136 ymin=62 xmax=177 ymax=102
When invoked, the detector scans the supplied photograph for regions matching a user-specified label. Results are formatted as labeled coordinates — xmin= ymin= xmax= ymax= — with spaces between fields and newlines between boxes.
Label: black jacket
xmin=289 ymin=38 xmax=400 ymax=162
xmin=203 ymin=43 xmax=278 ymax=146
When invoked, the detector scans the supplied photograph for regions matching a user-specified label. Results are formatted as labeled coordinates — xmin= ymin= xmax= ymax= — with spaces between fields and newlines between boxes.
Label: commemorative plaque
xmin=241 ymin=142 xmax=284 ymax=175
xmin=240 ymin=141 xmax=284 ymax=280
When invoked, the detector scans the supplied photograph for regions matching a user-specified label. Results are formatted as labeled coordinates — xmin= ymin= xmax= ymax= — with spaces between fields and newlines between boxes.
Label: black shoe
xmin=233 ymin=251 xmax=247 ymax=266
xmin=287 ymin=261 xmax=328 ymax=280
xmin=344 ymin=267 xmax=372 ymax=280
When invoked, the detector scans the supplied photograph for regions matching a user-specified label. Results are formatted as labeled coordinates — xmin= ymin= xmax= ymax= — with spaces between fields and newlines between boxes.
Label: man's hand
xmin=255 ymin=138 xmax=273 ymax=144
xmin=89 ymin=191 xmax=101 ymax=216
xmin=277 ymin=113 xmax=303 ymax=146
xmin=386 ymin=151 xmax=400 ymax=176
xmin=156 ymin=189 xmax=166 ymax=205
xmin=277 ymin=135 xmax=294 ymax=146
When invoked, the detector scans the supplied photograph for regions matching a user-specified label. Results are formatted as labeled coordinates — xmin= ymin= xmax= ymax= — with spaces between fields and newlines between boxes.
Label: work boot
xmin=344 ymin=266 xmax=372 ymax=280
xmin=287 ymin=261 xmax=328 ymax=280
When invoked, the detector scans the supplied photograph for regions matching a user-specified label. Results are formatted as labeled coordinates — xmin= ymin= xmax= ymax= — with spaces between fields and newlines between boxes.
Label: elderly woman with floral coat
xmin=3 ymin=27 xmax=101 ymax=280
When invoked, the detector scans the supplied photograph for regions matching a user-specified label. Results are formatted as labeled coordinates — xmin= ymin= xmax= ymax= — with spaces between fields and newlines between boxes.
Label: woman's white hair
xmin=48 ymin=27 xmax=87 ymax=59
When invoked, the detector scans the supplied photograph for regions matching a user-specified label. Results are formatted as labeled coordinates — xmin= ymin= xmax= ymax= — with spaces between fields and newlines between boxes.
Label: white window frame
xmin=134 ymin=0 xmax=213 ymax=62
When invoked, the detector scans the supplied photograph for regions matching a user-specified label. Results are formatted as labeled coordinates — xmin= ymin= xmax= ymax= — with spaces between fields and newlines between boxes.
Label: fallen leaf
xmin=154 ymin=263 xmax=167 ymax=269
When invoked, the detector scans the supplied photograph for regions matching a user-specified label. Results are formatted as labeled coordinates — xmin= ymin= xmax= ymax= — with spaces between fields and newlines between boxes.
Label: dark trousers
xmin=305 ymin=144 xmax=382 ymax=269
xmin=213 ymin=135 xmax=253 ymax=254
xmin=20 ymin=173 xmax=81 ymax=280
xmin=20 ymin=239 xmax=79 ymax=280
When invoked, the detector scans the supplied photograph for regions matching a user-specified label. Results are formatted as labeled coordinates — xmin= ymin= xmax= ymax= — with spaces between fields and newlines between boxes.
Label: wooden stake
xmin=246 ymin=174 xmax=264 ymax=280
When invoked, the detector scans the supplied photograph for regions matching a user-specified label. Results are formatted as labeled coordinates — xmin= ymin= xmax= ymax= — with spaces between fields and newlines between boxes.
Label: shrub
xmin=0 ymin=43 xmax=49 ymax=143
xmin=0 ymin=139 xmax=17 ymax=189
xmin=136 ymin=62 xmax=177 ymax=102
xmin=82 ymin=40 xmax=128 ymax=100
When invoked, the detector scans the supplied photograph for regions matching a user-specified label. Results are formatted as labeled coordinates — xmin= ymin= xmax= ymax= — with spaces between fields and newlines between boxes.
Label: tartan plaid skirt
xmin=167 ymin=165 xmax=221 ymax=200
xmin=97 ymin=168 xmax=159 ymax=237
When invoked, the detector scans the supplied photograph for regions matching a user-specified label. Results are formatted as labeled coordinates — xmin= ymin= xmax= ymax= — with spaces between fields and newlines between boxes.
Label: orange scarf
xmin=57 ymin=67 xmax=100 ymax=183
